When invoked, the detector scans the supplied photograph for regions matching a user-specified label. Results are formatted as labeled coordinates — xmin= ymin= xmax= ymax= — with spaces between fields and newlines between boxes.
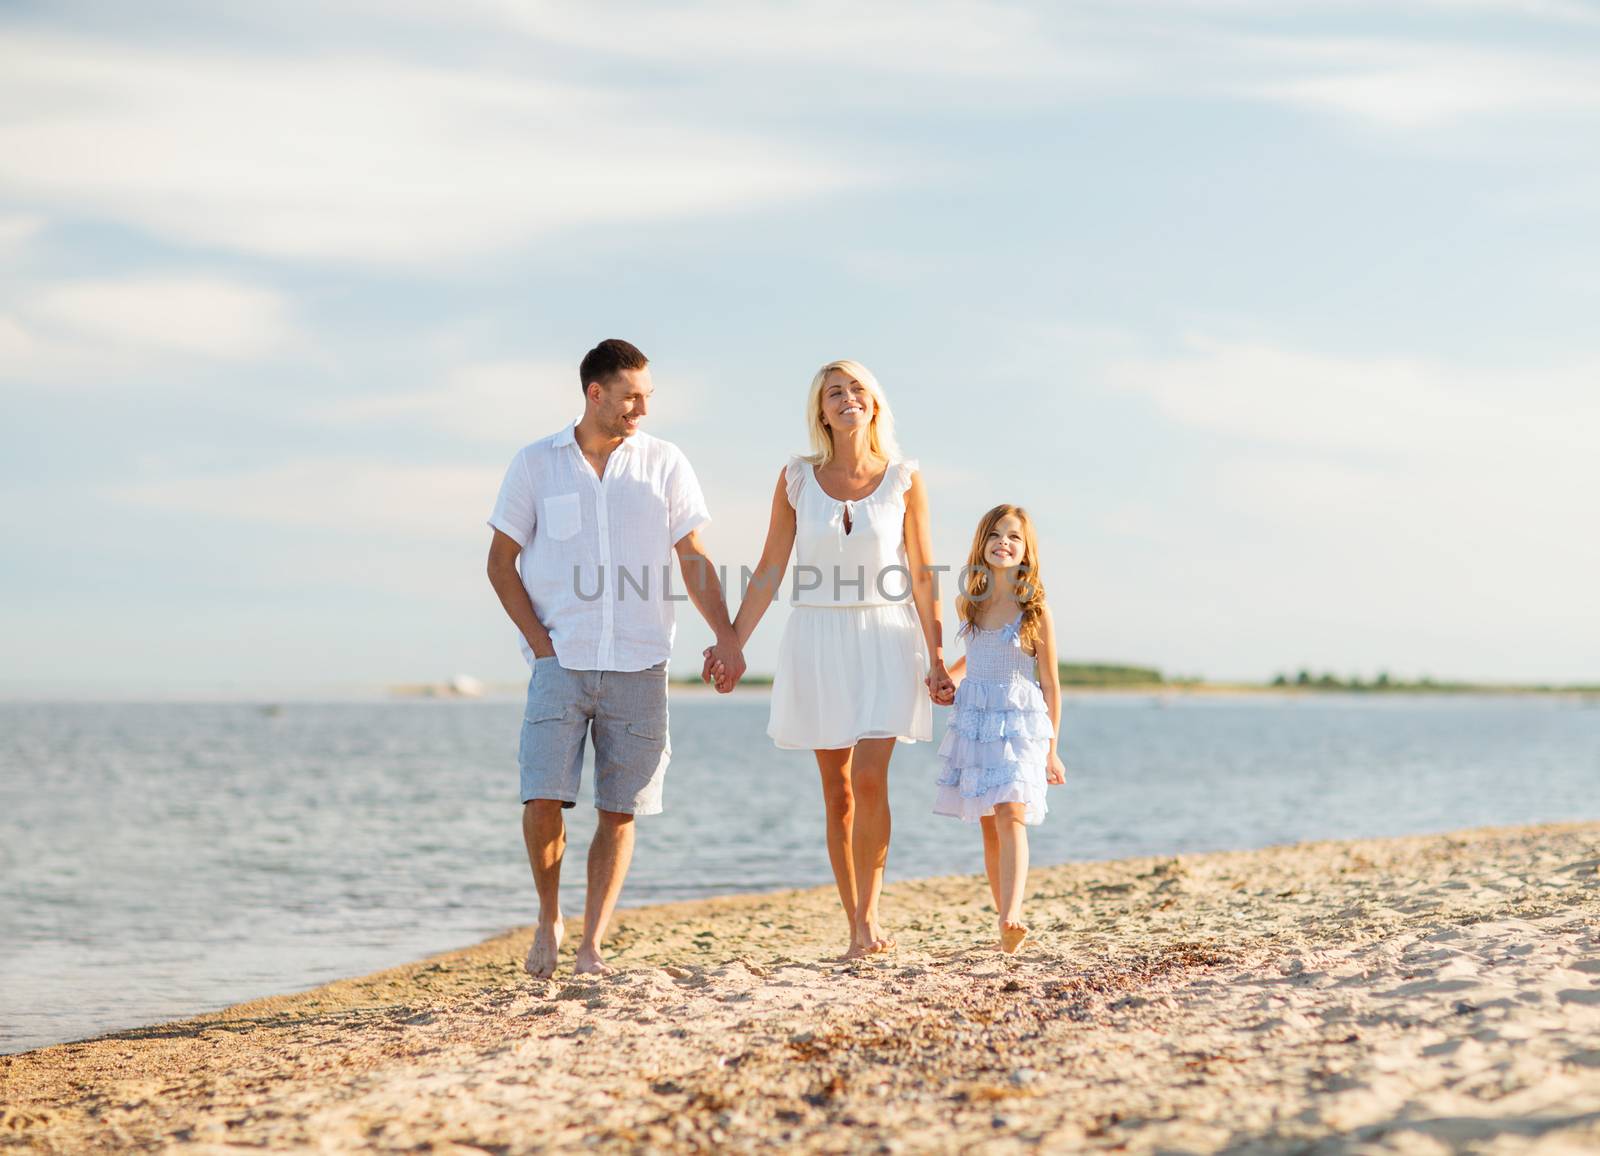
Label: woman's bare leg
xmin=847 ymin=737 xmax=897 ymax=953
xmin=814 ymin=748 xmax=862 ymax=958
xmin=992 ymin=802 xmax=1030 ymax=953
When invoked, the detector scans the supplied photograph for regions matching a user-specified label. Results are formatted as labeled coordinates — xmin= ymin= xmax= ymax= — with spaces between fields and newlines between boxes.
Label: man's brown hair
xmin=579 ymin=339 xmax=648 ymax=394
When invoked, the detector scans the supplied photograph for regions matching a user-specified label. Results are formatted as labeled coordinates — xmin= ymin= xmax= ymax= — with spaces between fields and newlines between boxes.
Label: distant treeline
xmin=1058 ymin=663 xmax=1167 ymax=687
xmin=1268 ymin=670 xmax=1600 ymax=694
xmin=665 ymin=665 xmax=1596 ymax=694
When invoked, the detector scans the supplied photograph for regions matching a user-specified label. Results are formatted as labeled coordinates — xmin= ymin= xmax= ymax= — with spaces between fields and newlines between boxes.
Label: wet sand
xmin=4 ymin=822 xmax=1599 ymax=1153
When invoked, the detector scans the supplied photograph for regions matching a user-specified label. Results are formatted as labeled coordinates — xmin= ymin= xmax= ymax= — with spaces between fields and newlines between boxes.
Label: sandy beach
xmin=4 ymin=822 xmax=1598 ymax=1153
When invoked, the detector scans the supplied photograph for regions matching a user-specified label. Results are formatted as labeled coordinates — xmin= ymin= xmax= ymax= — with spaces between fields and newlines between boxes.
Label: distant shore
xmin=390 ymin=676 xmax=1600 ymax=699
xmin=6 ymin=822 xmax=1598 ymax=1153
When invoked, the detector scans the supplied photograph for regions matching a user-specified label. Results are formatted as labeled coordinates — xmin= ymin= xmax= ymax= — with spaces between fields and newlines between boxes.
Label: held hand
xmin=703 ymin=642 xmax=745 ymax=693
xmin=701 ymin=646 xmax=723 ymax=687
xmin=1046 ymin=751 xmax=1067 ymax=786
xmin=713 ymin=641 xmax=746 ymax=693
xmin=926 ymin=661 xmax=956 ymax=706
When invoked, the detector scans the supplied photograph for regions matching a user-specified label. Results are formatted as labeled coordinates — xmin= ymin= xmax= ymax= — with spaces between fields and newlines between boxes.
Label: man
xmin=486 ymin=339 xmax=745 ymax=978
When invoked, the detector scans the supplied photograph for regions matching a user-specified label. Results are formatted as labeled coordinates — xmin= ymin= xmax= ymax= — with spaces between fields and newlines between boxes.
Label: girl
xmin=930 ymin=504 xmax=1066 ymax=953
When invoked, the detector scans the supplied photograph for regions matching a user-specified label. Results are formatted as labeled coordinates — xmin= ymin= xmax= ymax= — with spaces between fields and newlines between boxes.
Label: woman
xmin=713 ymin=359 xmax=953 ymax=958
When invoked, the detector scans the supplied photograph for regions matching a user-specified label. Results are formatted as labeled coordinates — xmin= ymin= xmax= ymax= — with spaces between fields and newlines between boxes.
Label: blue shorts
xmin=518 ymin=658 xmax=670 ymax=816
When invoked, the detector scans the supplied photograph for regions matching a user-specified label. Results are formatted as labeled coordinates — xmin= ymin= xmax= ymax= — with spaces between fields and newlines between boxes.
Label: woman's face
xmin=983 ymin=513 xmax=1027 ymax=571
xmin=820 ymin=369 xmax=874 ymax=434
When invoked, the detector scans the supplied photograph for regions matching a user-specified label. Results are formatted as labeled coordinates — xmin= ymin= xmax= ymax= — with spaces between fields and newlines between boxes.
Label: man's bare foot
xmin=999 ymin=920 xmax=1029 ymax=954
xmin=574 ymin=943 xmax=614 ymax=975
xmin=524 ymin=919 xmax=563 ymax=979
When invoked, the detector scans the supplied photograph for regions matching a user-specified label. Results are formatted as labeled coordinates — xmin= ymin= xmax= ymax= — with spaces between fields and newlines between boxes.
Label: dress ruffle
xmin=933 ymin=776 xmax=1048 ymax=826
xmin=782 ymin=456 xmax=920 ymax=510
xmin=783 ymin=456 xmax=809 ymax=508
xmin=934 ymin=671 xmax=1052 ymax=826
xmin=937 ymin=730 xmax=1051 ymax=770
xmin=950 ymin=675 xmax=1048 ymax=717
xmin=946 ymin=708 xmax=1054 ymax=744
xmin=885 ymin=458 xmax=919 ymax=501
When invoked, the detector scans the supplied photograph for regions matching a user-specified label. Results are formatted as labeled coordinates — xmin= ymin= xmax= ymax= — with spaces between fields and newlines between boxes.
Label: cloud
xmin=461 ymin=0 xmax=1083 ymax=80
xmin=1104 ymin=334 xmax=1600 ymax=588
xmin=0 ymin=213 xmax=44 ymax=252
xmin=316 ymin=358 xmax=709 ymax=444
xmin=0 ymin=33 xmax=868 ymax=268
xmin=1106 ymin=335 xmax=1599 ymax=460
xmin=1237 ymin=37 xmax=1600 ymax=128
xmin=29 ymin=275 xmax=297 ymax=360
xmin=114 ymin=459 xmax=502 ymax=538
xmin=0 ymin=274 xmax=298 ymax=383
xmin=317 ymin=361 xmax=578 ymax=443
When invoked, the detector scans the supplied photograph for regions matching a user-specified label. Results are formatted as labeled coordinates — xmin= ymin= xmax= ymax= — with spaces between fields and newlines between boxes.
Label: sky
xmin=2 ymin=0 xmax=1597 ymax=695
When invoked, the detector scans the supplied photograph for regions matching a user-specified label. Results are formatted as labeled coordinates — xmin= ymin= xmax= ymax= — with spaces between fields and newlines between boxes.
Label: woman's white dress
xmin=767 ymin=456 xmax=932 ymax=751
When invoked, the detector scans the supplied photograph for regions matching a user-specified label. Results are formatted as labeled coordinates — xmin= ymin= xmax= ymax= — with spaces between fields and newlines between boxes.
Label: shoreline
xmin=5 ymin=685 xmax=1596 ymax=705
xmin=5 ymin=822 xmax=1599 ymax=1152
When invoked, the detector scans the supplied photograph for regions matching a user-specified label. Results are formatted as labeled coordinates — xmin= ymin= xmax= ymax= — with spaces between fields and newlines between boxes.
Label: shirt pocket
xmin=541 ymin=492 xmax=582 ymax=541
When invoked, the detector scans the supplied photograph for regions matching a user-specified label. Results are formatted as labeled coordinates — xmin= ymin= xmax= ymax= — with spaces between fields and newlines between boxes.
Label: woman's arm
xmin=1034 ymin=602 xmax=1066 ymax=784
xmin=731 ymin=468 xmax=797 ymax=647
xmin=903 ymin=471 xmax=952 ymax=698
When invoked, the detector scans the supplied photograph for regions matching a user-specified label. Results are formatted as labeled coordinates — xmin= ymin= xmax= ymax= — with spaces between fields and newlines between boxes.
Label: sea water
xmin=2 ymin=692 xmax=1596 ymax=1054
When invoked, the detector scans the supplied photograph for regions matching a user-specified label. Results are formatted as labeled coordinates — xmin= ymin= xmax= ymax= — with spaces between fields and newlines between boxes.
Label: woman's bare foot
xmin=840 ymin=938 xmax=871 ymax=961
xmin=999 ymin=920 xmax=1029 ymax=955
xmin=574 ymin=943 xmax=614 ymax=975
xmin=857 ymin=920 xmax=895 ymax=954
xmin=524 ymin=918 xmax=563 ymax=979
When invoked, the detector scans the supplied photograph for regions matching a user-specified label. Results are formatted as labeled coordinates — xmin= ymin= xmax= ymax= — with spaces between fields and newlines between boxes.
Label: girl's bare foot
xmin=574 ymin=943 xmax=613 ymax=975
xmin=524 ymin=919 xmax=564 ymax=979
xmin=999 ymin=921 xmax=1029 ymax=955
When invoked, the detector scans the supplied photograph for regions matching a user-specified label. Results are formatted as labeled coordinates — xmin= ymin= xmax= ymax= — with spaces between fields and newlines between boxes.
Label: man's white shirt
xmin=489 ymin=419 xmax=711 ymax=672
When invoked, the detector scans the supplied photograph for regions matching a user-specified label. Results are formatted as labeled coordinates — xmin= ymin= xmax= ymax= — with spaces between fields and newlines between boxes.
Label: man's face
xmin=589 ymin=366 xmax=653 ymax=438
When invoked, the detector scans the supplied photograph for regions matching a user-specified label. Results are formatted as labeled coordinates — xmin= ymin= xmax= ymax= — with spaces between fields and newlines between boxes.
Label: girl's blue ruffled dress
xmin=933 ymin=613 xmax=1051 ymax=826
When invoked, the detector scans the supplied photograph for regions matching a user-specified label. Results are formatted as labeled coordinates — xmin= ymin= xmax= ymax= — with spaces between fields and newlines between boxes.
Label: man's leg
xmin=522 ymin=800 xmax=567 ymax=978
xmin=576 ymin=810 xmax=635 ymax=974
xmin=517 ymin=657 xmax=587 ymax=979
xmin=584 ymin=663 xmax=669 ymax=974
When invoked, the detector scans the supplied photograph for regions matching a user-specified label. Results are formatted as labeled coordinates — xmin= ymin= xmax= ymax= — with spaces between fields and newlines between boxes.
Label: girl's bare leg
xmin=814 ymin=748 xmax=862 ymax=958
xmin=847 ymin=738 xmax=898 ymax=953
xmin=979 ymin=814 xmax=1002 ymax=913
xmin=992 ymin=802 xmax=1030 ymax=953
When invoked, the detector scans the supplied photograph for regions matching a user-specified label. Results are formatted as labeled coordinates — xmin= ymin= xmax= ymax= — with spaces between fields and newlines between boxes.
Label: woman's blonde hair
xmin=956 ymin=504 xmax=1047 ymax=653
xmin=803 ymin=359 xmax=903 ymax=466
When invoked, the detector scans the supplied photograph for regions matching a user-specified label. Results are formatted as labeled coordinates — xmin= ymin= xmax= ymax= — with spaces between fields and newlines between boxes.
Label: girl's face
xmin=983 ymin=513 xmax=1027 ymax=571
xmin=820 ymin=369 xmax=874 ymax=433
